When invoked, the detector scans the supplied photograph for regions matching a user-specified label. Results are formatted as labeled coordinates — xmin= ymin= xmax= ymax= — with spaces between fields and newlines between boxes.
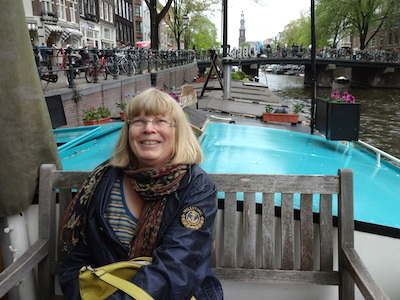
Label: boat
xmin=42 ymin=83 xmax=400 ymax=299
xmin=1 ymin=1 xmax=399 ymax=299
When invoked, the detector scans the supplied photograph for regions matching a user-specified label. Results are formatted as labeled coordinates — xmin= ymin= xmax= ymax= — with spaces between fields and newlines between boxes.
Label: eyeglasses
xmin=128 ymin=119 xmax=176 ymax=129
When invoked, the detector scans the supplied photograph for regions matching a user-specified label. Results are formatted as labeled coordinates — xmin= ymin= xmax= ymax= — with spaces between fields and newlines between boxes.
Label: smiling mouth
xmin=141 ymin=141 xmax=160 ymax=145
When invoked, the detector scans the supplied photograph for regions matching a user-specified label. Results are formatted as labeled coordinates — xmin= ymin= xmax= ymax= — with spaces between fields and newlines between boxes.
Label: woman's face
xmin=128 ymin=113 xmax=176 ymax=169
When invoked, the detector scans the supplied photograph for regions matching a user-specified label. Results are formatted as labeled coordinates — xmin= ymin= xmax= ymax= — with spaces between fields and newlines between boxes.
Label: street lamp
xmin=182 ymin=14 xmax=189 ymax=49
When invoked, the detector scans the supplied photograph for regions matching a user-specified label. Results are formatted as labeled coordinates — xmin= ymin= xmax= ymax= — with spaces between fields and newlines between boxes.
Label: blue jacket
xmin=59 ymin=164 xmax=223 ymax=300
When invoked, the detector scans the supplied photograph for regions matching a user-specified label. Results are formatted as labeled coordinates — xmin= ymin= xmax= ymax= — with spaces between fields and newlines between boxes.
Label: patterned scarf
xmin=60 ymin=162 xmax=188 ymax=258
xmin=124 ymin=165 xmax=188 ymax=258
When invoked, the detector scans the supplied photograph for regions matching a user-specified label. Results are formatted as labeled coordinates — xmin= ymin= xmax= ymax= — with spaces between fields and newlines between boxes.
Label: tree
xmin=316 ymin=0 xmax=400 ymax=49
xmin=189 ymin=14 xmax=219 ymax=50
xmin=164 ymin=0 xmax=219 ymax=50
xmin=144 ymin=0 xmax=173 ymax=50
xmin=0 ymin=0 xmax=61 ymax=216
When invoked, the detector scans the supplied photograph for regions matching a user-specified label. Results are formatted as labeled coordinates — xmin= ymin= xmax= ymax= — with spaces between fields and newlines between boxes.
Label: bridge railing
xmin=196 ymin=47 xmax=399 ymax=63
xmin=34 ymin=46 xmax=196 ymax=89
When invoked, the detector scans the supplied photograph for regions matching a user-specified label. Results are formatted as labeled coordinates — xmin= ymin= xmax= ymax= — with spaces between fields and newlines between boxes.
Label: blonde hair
xmin=110 ymin=88 xmax=203 ymax=168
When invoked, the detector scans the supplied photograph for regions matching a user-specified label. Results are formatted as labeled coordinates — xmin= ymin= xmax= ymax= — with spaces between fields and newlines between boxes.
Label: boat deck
xmin=52 ymin=79 xmax=400 ymax=235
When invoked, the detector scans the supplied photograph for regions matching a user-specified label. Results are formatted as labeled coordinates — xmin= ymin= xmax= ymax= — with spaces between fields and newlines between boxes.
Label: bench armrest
xmin=342 ymin=247 xmax=389 ymax=300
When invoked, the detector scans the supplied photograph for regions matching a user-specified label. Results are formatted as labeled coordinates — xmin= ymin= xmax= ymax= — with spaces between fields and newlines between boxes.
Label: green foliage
xmin=116 ymin=102 xmax=127 ymax=111
xmin=82 ymin=106 xmax=110 ymax=121
xmin=293 ymin=103 xmax=305 ymax=114
xmin=231 ymin=72 xmax=241 ymax=80
xmin=97 ymin=106 xmax=111 ymax=118
xmin=265 ymin=104 xmax=274 ymax=113
xmin=82 ymin=107 xmax=101 ymax=121
xmin=189 ymin=14 xmax=220 ymax=50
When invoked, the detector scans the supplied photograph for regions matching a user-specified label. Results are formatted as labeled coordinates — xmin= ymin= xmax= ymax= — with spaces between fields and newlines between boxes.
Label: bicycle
xmin=36 ymin=50 xmax=58 ymax=90
xmin=38 ymin=60 xmax=58 ymax=90
xmin=85 ymin=50 xmax=108 ymax=83
xmin=105 ymin=49 xmax=136 ymax=76
xmin=56 ymin=47 xmax=88 ymax=83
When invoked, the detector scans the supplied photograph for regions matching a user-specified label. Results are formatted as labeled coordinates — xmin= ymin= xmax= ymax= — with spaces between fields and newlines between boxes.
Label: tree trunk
xmin=0 ymin=0 xmax=61 ymax=216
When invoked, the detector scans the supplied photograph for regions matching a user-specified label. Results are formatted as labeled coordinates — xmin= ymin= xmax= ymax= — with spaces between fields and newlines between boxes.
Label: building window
xmin=99 ymin=1 xmax=104 ymax=19
xmin=104 ymin=28 xmax=111 ymax=40
xmin=69 ymin=2 xmax=77 ymax=23
xmin=370 ymin=36 xmax=377 ymax=47
xmin=135 ymin=4 xmax=141 ymax=17
xmin=105 ymin=3 xmax=109 ymax=21
xmin=78 ymin=0 xmax=84 ymax=16
xmin=136 ymin=21 xmax=142 ymax=33
xmin=57 ymin=0 xmax=66 ymax=20
xmin=109 ymin=7 xmax=113 ymax=23
xmin=89 ymin=0 xmax=96 ymax=14
xmin=394 ymin=32 xmax=399 ymax=45
xmin=388 ymin=32 xmax=392 ymax=45
xmin=42 ymin=0 xmax=52 ymax=13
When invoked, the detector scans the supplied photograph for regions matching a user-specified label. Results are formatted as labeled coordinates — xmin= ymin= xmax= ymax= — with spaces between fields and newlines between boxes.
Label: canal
xmin=259 ymin=72 xmax=400 ymax=159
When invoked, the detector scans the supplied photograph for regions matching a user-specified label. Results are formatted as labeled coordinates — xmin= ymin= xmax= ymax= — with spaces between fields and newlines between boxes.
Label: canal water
xmin=259 ymin=72 xmax=400 ymax=159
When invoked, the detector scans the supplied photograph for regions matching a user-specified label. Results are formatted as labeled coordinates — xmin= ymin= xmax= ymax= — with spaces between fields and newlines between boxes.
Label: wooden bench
xmin=0 ymin=164 xmax=389 ymax=299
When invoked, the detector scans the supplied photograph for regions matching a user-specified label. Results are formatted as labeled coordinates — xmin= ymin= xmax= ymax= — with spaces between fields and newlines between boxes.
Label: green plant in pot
xmin=97 ymin=106 xmax=111 ymax=118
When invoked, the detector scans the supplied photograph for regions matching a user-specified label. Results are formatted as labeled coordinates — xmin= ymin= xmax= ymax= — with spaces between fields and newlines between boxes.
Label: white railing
xmin=355 ymin=140 xmax=400 ymax=167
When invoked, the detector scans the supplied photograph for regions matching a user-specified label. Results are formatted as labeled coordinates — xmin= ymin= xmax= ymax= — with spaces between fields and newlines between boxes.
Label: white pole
xmin=4 ymin=212 xmax=37 ymax=300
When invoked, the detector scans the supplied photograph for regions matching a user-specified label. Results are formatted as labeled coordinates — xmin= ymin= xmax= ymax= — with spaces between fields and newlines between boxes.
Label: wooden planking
xmin=243 ymin=192 xmax=256 ymax=268
xmin=320 ymin=194 xmax=333 ymax=271
xmin=342 ymin=248 xmax=390 ymax=300
xmin=262 ymin=192 xmax=275 ymax=269
xmin=213 ymin=268 xmax=340 ymax=285
xmin=281 ymin=193 xmax=294 ymax=270
xmin=300 ymin=194 xmax=313 ymax=271
xmin=30 ymin=166 xmax=390 ymax=300
xmin=223 ymin=192 xmax=237 ymax=268
xmin=210 ymin=174 xmax=340 ymax=194
xmin=0 ymin=239 xmax=48 ymax=299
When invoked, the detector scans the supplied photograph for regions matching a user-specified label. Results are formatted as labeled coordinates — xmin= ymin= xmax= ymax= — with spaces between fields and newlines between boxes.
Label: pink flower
xmin=330 ymin=91 xmax=341 ymax=100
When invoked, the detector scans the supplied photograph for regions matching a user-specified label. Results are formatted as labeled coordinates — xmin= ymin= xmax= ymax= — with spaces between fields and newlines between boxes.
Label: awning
xmin=136 ymin=41 xmax=151 ymax=48
xmin=61 ymin=28 xmax=83 ymax=41
xmin=27 ymin=23 xmax=37 ymax=31
xmin=45 ymin=24 xmax=63 ymax=39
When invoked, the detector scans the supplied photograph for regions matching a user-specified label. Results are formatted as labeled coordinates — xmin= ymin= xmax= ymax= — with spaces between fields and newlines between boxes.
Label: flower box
xmin=262 ymin=113 xmax=299 ymax=125
xmin=83 ymin=117 xmax=111 ymax=126
xmin=315 ymin=97 xmax=361 ymax=141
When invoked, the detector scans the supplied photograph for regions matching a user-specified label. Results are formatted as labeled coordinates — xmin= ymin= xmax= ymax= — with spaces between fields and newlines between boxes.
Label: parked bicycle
xmin=85 ymin=48 xmax=108 ymax=83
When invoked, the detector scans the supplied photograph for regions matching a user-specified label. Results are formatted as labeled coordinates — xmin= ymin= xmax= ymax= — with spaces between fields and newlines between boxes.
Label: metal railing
xmin=195 ymin=47 xmax=399 ymax=63
xmin=34 ymin=46 xmax=196 ymax=89
xmin=355 ymin=140 xmax=400 ymax=168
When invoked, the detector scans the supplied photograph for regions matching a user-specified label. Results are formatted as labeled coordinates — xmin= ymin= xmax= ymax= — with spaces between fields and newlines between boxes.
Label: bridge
xmin=196 ymin=51 xmax=400 ymax=89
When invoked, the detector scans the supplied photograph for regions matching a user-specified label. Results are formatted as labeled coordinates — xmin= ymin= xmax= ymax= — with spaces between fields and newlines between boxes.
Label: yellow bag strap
xmin=91 ymin=268 xmax=196 ymax=300
xmin=92 ymin=268 xmax=153 ymax=300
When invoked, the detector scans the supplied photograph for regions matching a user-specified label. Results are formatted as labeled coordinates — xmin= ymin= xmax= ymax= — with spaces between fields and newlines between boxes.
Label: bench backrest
xmin=37 ymin=165 xmax=388 ymax=300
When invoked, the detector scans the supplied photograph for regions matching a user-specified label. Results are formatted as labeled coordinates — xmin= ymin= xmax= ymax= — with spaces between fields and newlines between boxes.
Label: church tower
xmin=239 ymin=11 xmax=246 ymax=45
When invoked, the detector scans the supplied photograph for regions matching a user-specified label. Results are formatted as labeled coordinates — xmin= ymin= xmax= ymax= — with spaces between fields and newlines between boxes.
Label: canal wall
xmin=45 ymin=63 xmax=198 ymax=128
xmin=304 ymin=64 xmax=400 ymax=89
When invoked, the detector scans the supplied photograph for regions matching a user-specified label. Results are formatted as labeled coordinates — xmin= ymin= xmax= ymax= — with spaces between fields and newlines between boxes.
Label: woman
xmin=59 ymin=88 xmax=223 ymax=300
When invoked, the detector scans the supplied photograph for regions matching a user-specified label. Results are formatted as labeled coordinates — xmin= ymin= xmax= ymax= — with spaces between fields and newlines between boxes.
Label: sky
xmin=208 ymin=0 xmax=311 ymax=48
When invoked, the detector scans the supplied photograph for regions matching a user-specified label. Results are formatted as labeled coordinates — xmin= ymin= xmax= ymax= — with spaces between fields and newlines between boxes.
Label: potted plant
xmin=315 ymin=91 xmax=361 ymax=141
xmin=97 ymin=106 xmax=111 ymax=124
xmin=82 ymin=106 xmax=111 ymax=126
xmin=82 ymin=107 xmax=101 ymax=126
xmin=116 ymin=102 xmax=127 ymax=120
xmin=262 ymin=104 xmax=300 ymax=125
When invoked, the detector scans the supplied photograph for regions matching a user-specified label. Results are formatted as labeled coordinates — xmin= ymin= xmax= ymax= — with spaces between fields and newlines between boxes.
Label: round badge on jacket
xmin=181 ymin=206 xmax=205 ymax=229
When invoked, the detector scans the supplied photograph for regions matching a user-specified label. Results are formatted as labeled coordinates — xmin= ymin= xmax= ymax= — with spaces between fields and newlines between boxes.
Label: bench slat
xmin=320 ymin=194 xmax=333 ymax=271
xmin=300 ymin=194 xmax=313 ymax=271
xmin=213 ymin=268 xmax=340 ymax=285
xmin=262 ymin=193 xmax=275 ymax=269
xmin=281 ymin=193 xmax=294 ymax=270
xmin=223 ymin=192 xmax=237 ymax=268
xmin=243 ymin=192 xmax=256 ymax=268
